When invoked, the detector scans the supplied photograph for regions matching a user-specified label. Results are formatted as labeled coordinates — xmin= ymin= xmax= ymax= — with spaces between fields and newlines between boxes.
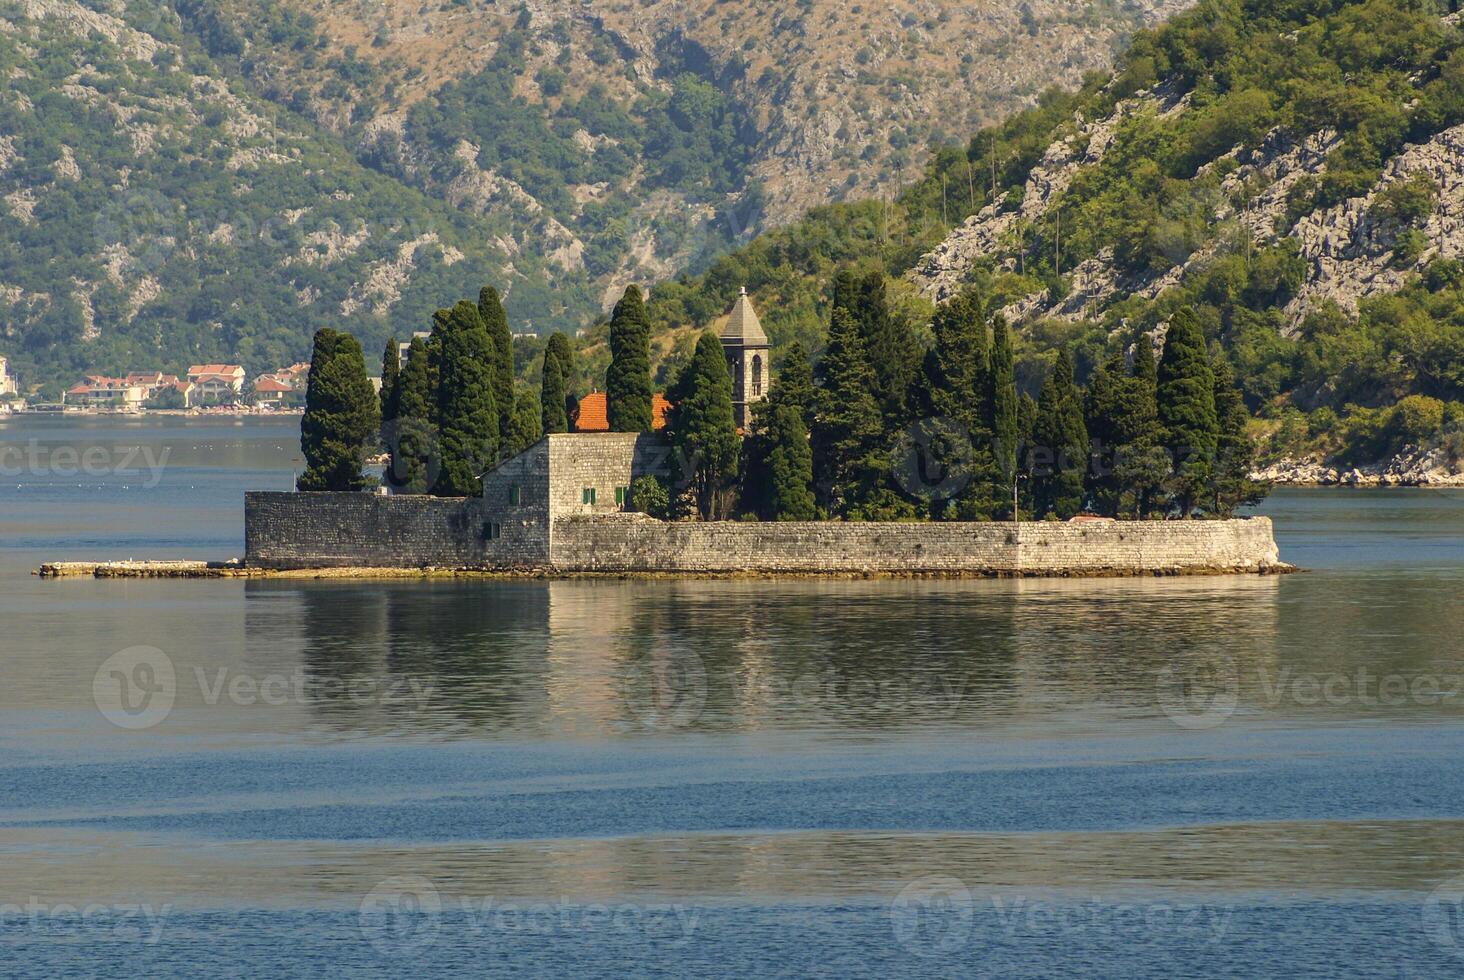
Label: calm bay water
xmin=3 ymin=416 xmax=1464 ymax=977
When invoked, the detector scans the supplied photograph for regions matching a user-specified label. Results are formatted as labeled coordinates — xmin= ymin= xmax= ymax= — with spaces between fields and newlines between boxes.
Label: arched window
xmin=751 ymin=355 xmax=762 ymax=397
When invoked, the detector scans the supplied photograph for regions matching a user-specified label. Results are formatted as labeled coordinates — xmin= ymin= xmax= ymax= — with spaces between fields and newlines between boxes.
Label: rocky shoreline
xmin=1253 ymin=445 xmax=1464 ymax=487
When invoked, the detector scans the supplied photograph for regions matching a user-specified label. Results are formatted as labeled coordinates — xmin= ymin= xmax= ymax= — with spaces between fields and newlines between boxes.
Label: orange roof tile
xmin=572 ymin=392 xmax=670 ymax=432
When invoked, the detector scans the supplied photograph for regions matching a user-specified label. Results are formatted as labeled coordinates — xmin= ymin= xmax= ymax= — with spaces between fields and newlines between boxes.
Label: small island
xmin=240 ymin=279 xmax=1287 ymax=578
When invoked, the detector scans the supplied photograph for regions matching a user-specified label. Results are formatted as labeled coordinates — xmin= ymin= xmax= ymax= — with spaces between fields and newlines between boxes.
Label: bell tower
xmin=719 ymin=286 xmax=770 ymax=429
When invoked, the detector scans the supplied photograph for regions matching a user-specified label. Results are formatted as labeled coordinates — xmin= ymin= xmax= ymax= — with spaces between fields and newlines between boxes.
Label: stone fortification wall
xmin=244 ymin=491 xmax=1282 ymax=575
xmin=548 ymin=514 xmax=1281 ymax=575
xmin=244 ymin=491 xmax=547 ymax=570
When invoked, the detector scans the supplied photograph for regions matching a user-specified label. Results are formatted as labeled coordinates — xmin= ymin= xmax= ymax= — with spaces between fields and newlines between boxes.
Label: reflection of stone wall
xmin=247 ymin=487 xmax=1283 ymax=575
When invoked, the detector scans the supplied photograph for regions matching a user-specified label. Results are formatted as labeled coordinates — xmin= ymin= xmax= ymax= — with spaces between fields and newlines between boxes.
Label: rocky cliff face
xmin=228 ymin=0 xmax=1188 ymax=294
xmin=0 ymin=0 xmax=1189 ymax=383
xmin=906 ymin=12 xmax=1464 ymax=335
xmin=1255 ymin=446 xmax=1464 ymax=487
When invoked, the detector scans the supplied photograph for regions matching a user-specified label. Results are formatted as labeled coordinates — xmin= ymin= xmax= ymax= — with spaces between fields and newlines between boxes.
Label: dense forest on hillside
xmin=642 ymin=0 xmax=1464 ymax=470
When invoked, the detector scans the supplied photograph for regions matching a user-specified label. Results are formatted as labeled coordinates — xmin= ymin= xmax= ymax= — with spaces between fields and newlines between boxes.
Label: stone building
xmin=720 ymin=287 xmax=769 ymax=429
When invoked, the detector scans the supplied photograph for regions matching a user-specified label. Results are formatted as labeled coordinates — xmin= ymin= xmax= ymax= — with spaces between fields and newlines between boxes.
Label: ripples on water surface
xmin=3 ymin=416 xmax=1464 ymax=977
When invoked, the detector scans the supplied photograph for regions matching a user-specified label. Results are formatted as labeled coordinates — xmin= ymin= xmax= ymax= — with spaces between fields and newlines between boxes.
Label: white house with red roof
xmin=187 ymin=364 xmax=246 ymax=401
xmin=63 ymin=376 xmax=148 ymax=411
xmin=251 ymin=373 xmax=297 ymax=408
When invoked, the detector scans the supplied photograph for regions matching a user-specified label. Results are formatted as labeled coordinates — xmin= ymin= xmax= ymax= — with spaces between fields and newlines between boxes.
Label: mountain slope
xmin=0 ymin=0 xmax=1185 ymax=387
xmin=641 ymin=0 xmax=1464 ymax=469
xmin=0 ymin=0 xmax=573 ymax=386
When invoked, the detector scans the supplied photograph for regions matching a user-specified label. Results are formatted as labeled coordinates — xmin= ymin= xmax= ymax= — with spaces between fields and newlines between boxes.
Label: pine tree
xmin=380 ymin=337 xmax=401 ymax=433
xmin=1210 ymin=355 xmax=1268 ymax=516
xmin=388 ymin=336 xmax=437 ymax=494
xmin=542 ymin=331 xmax=577 ymax=432
xmin=766 ymin=402 xmax=816 ymax=521
xmin=669 ymin=332 xmax=740 ymax=519
xmin=606 ymin=285 xmax=653 ymax=432
xmin=812 ymin=307 xmax=885 ymax=516
xmin=540 ymin=347 xmax=569 ymax=434
xmin=434 ymin=300 xmax=499 ymax=497
xmin=298 ymin=328 xmax=380 ymax=492
xmin=1157 ymin=307 xmax=1218 ymax=517
xmin=1031 ymin=351 xmax=1088 ymax=518
xmin=478 ymin=286 xmax=514 ymax=438
xmin=503 ymin=387 xmax=543 ymax=458
xmin=988 ymin=314 xmax=1019 ymax=514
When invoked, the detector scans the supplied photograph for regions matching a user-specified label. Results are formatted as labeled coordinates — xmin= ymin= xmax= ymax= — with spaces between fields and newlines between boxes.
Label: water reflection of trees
xmin=268 ymin=577 xmax=1293 ymax=737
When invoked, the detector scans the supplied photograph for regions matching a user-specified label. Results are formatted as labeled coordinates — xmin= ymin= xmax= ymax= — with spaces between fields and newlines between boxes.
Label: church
xmin=569 ymin=287 xmax=770 ymax=434
xmin=719 ymin=286 xmax=770 ymax=430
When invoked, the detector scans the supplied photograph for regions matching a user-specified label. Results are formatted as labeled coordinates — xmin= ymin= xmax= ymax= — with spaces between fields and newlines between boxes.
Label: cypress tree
xmin=742 ymin=342 xmax=815 ymax=520
xmin=380 ymin=337 xmax=401 ymax=432
xmin=388 ymin=336 xmax=437 ymax=494
xmin=298 ymin=328 xmax=380 ymax=492
xmin=479 ymin=286 xmax=514 ymax=438
xmin=424 ymin=325 xmax=444 ymax=427
xmin=1156 ymin=307 xmax=1218 ymax=517
xmin=540 ymin=347 xmax=569 ymax=434
xmin=504 ymin=387 xmax=543 ymax=458
xmin=1083 ymin=351 xmax=1126 ymax=516
xmin=917 ymin=288 xmax=996 ymax=519
xmin=831 ymin=267 xmax=860 ymax=318
xmin=606 ymin=285 xmax=653 ymax=432
xmin=1114 ymin=339 xmax=1169 ymax=518
xmin=769 ymin=341 xmax=815 ymax=428
xmin=812 ymin=307 xmax=885 ymax=516
xmin=434 ymin=300 xmax=499 ymax=497
xmin=919 ymin=288 xmax=988 ymax=428
xmin=988 ymin=314 xmax=1019 ymax=513
xmin=1210 ymin=356 xmax=1268 ymax=516
xmin=852 ymin=271 xmax=919 ymax=419
xmin=669 ymin=332 xmax=740 ymax=519
xmin=766 ymin=402 xmax=816 ymax=521
xmin=543 ymin=331 xmax=577 ymax=431
xmin=1031 ymin=351 xmax=1089 ymax=519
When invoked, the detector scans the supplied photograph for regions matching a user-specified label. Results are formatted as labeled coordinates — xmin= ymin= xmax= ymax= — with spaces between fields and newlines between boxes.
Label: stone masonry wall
xmin=549 ymin=514 xmax=1282 ymax=574
xmin=244 ymin=491 xmax=547 ymax=570
xmin=244 ymin=490 xmax=1283 ymax=575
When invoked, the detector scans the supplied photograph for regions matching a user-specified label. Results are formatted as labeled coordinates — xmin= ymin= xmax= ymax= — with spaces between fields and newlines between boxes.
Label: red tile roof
xmin=187 ymin=364 xmax=244 ymax=379
xmin=572 ymin=392 xmax=670 ymax=432
xmin=252 ymin=377 xmax=294 ymax=393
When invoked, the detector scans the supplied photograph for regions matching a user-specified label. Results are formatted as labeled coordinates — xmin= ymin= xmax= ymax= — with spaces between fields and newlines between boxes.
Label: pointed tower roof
xmin=719 ymin=286 xmax=768 ymax=346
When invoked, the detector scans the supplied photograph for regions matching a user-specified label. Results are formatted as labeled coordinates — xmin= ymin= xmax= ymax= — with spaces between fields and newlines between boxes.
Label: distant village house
xmin=187 ymin=364 xmax=246 ymax=402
